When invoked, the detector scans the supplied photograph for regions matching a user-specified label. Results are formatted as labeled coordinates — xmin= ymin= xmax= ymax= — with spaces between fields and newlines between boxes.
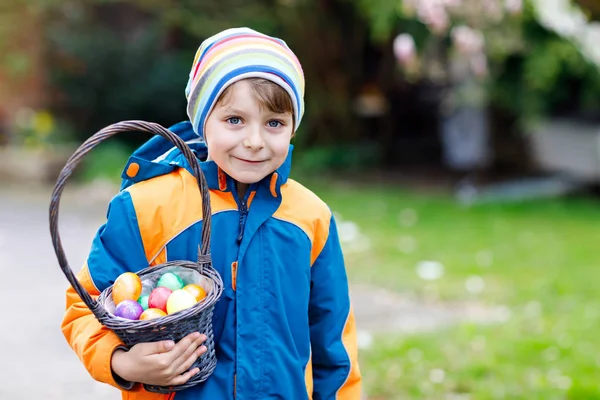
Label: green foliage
xmin=45 ymin=8 xmax=189 ymax=141
xmin=77 ymin=139 xmax=133 ymax=183
xmin=355 ymin=0 xmax=403 ymax=41
xmin=490 ymin=7 xmax=600 ymax=126
xmin=35 ymin=0 xmax=293 ymax=143
xmin=294 ymin=142 xmax=381 ymax=173
xmin=141 ymin=0 xmax=280 ymax=38
xmin=355 ymin=0 xmax=434 ymax=49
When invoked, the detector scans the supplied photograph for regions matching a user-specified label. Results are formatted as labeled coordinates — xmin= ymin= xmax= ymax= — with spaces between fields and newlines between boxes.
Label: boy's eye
xmin=267 ymin=120 xmax=282 ymax=128
xmin=227 ymin=117 xmax=241 ymax=125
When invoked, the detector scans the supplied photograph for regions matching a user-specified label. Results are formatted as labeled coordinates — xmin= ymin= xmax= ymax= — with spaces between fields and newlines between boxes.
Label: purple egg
xmin=114 ymin=299 xmax=144 ymax=320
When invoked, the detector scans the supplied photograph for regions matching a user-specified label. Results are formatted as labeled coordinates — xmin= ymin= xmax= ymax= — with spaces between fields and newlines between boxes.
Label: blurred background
xmin=2 ymin=0 xmax=600 ymax=399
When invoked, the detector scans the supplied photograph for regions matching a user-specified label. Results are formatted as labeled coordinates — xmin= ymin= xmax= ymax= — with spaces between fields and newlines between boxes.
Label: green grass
xmin=308 ymin=176 xmax=600 ymax=400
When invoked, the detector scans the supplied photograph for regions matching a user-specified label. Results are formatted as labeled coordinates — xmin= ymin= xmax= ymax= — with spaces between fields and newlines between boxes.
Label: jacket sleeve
xmin=309 ymin=215 xmax=362 ymax=400
xmin=61 ymin=190 xmax=150 ymax=390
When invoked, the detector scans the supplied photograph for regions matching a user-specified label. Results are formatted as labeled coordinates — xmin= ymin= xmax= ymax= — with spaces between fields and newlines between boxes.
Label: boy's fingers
xmin=175 ymin=345 xmax=207 ymax=376
xmin=141 ymin=340 xmax=174 ymax=355
xmin=164 ymin=332 xmax=202 ymax=362
xmin=169 ymin=367 xmax=200 ymax=387
xmin=173 ymin=334 xmax=206 ymax=370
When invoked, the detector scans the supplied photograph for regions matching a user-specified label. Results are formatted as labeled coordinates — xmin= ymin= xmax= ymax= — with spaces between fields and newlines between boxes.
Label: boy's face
xmin=204 ymin=80 xmax=294 ymax=186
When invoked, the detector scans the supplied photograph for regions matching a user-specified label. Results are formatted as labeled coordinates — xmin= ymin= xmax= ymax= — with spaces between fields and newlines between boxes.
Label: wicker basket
xmin=49 ymin=121 xmax=224 ymax=393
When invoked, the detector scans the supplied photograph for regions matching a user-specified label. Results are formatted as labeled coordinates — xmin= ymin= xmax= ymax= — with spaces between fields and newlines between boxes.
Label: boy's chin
xmin=230 ymin=172 xmax=271 ymax=185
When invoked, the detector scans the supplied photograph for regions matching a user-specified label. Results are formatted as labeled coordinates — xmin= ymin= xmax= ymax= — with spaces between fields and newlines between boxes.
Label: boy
xmin=62 ymin=27 xmax=362 ymax=399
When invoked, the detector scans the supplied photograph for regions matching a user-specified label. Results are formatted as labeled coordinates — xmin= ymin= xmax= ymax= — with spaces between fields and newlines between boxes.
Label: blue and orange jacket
xmin=61 ymin=121 xmax=362 ymax=399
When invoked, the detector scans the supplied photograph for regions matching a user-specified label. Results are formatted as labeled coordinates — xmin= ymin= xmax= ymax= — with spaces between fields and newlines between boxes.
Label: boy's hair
xmin=217 ymin=78 xmax=295 ymax=122
xmin=185 ymin=27 xmax=304 ymax=137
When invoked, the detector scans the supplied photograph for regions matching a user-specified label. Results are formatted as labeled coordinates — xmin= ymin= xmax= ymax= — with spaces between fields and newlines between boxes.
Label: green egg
xmin=157 ymin=272 xmax=185 ymax=291
xmin=137 ymin=294 xmax=150 ymax=310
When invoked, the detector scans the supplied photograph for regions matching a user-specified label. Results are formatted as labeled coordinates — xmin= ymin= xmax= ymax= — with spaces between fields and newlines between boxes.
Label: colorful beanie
xmin=185 ymin=27 xmax=305 ymax=136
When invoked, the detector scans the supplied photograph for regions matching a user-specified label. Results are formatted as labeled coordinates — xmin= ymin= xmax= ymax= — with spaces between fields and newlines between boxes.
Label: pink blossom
xmin=483 ymin=0 xmax=504 ymax=21
xmin=505 ymin=0 xmax=523 ymax=15
xmin=452 ymin=26 xmax=485 ymax=55
xmin=418 ymin=0 xmax=450 ymax=34
xmin=429 ymin=9 xmax=450 ymax=33
xmin=393 ymin=33 xmax=417 ymax=65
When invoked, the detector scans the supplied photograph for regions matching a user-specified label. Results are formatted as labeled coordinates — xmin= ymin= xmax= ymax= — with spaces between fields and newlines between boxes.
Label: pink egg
xmin=148 ymin=286 xmax=172 ymax=313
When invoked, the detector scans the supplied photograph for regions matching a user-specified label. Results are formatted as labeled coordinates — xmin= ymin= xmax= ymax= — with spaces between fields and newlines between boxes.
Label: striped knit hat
xmin=185 ymin=27 xmax=305 ymax=136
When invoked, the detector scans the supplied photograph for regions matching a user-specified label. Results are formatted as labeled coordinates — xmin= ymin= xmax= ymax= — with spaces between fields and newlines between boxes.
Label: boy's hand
xmin=111 ymin=332 xmax=208 ymax=387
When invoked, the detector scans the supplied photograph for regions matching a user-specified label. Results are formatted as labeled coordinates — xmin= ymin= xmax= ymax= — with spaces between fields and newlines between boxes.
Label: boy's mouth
xmin=234 ymin=157 xmax=265 ymax=164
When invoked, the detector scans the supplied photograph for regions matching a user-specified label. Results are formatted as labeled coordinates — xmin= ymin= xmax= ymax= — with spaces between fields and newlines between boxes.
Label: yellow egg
xmin=183 ymin=283 xmax=207 ymax=302
xmin=166 ymin=289 xmax=197 ymax=315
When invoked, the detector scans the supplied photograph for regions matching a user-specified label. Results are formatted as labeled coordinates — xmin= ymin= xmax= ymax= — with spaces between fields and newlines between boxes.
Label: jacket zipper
xmin=237 ymin=201 xmax=248 ymax=243
xmin=230 ymin=179 xmax=252 ymax=399
xmin=231 ymin=181 xmax=252 ymax=243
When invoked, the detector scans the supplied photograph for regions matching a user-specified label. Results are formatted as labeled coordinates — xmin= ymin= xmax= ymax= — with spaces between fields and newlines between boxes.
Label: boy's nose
xmin=242 ymin=126 xmax=265 ymax=149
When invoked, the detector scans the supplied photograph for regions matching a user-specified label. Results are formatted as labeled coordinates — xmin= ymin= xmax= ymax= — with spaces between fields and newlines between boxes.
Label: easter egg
xmin=183 ymin=284 xmax=207 ymax=302
xmin=139 ymin=308 xmax=167 ymax=320
xmin=114 ymin=299 xmax=144 ymax=320
xmin=166 ymin=289 xmax=197 ymax=315
xmin=148 ymin=287 xmax=172 ymax=313
xmin=157 ymin=272 xmax=185 ymax=291
xmin=137 ymin=295 xmax=149 ymax=310
xmin=112 ymin=272 xmax=142 ymax=306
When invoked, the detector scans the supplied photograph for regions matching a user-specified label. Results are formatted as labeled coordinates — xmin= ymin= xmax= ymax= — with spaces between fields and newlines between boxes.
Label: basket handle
xmin=49 ymin=120 xmax=212 ymax=310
